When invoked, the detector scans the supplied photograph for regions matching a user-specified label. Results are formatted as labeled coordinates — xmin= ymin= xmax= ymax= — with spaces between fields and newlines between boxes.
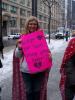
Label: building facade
xmin=37 ymin=0 xmax=65 ymax=33
xmin=2 ymin=0 xmax=65 ymax=36
xmin=66 ymin=0 xmax=75 ymax=30
xmin=72 ymin=0 xmax=75 ymax=30
xmin=2 ymin=0 xmax=32 ymax=36
xmin=67 ymin=0 xmax=72 ymax=29
xmin=60 ymin=0 xmax=65 ymax=28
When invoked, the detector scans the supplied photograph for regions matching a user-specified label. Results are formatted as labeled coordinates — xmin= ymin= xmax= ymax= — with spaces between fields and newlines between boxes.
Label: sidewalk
xmin=0 ymin=45 xmax=15 ymax=81
xmin=0 ymin=46 xmax=15 ymax=100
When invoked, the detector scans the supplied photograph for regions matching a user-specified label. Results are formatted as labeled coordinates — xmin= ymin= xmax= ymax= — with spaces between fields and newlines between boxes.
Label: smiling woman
xmin=12 ymin=16 xmax=52 ymax=100
xmin=28 ymin=21 xmax=38 ymax=33
xmin=25 ymin=16 xmax=39 ymax=34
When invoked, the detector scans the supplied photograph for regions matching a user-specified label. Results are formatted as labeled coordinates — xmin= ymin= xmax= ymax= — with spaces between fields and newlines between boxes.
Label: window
xmin=2 ymin=3 xmax=8 ymax=11
xmin=27 ymin=0 xmax=31 ymax=7
xmin=20 ymin=19 xmax=26 ymax=28
xmin=39 ymin=15 xmax=42 ymax=20
xmin=39 ymin=22 xmax=42 ymax=28
xmin=43 ymin=23 xmax=46 ymax=29
xmin=27 ymin=11 xmax=31 ymax=17
xmin=44 ymin=6 xmax=46 ymax=13
xmin=20 ymin=0 xmax=25 ymax=5
xmin=10 ymin=17 xmax=17 ymax=27
xmin=10 ymin=6 xmax=17 ymax=14
xmin=20 ymin=8 xmax=26 ymax=16
xmin=39 ymin=3 xmax=43 ymax=11
xmin=44 ymin=17 xmax=46 ymax=21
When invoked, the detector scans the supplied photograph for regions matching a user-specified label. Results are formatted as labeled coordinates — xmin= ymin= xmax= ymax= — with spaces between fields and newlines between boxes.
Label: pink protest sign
xmin=21 ymin=30 xmax=52 ymax=74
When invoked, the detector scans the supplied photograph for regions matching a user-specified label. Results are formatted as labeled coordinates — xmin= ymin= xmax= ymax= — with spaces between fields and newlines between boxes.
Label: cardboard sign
xmin=21 ymin=30 xmax=52 ymax=73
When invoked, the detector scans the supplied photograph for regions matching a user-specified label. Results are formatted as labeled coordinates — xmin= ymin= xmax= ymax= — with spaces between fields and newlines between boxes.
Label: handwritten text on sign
xmin=21 ymin=30 xmax=52 ymax=73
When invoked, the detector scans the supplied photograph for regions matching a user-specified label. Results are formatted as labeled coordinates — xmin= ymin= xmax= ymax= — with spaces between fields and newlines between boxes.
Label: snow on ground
xmin=0 ymin=39 xmax=71 ymax=82
xmin=46 ymin=39 xmax=69 ymax=53
xmin=0 ymin=50 xmax=14 ymax=83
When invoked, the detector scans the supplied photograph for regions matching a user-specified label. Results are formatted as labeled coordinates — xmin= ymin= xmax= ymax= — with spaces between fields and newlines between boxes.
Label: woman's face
xmin=28 ymin=20 xmax=38 ymax=33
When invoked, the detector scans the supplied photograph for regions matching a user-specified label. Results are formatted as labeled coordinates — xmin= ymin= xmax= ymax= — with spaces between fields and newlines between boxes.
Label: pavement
xmin=3 ymin=37 xmax=17 ymax=47
xmin=0 ymin=46 xmax=15 ymax=100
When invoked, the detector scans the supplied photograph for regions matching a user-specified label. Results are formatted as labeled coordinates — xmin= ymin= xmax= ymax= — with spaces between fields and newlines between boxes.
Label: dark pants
xmin=22 ymin=71 xmax=46 ymax=100
xmin=65 ymin=81 xmax=75 ymax=100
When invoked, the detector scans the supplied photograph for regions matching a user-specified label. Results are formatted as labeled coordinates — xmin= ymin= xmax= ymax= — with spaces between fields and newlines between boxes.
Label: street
xmin=3 ymin=37 xmax=17 ymax=47
xmin=0 ymin=39 xmax=68 ymax=100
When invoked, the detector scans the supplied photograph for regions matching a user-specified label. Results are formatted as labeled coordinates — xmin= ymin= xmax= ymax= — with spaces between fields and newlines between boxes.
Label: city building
xmin=2 ymin=0 xmax=65 ymax=36
xmin=60 ymin=0 xmax=65 ymax=28
xmin=67 ymin=0 xmax=72 ymax=29
xmin=72 ymin=0 xmax=75 ymax=30
xmin=37 ymin=0 xmax=65 ymax=33
xmin=66 ymin=0 xmax=75 ymax=31
xmin=2 ymin=0 xmax=32 ymax=36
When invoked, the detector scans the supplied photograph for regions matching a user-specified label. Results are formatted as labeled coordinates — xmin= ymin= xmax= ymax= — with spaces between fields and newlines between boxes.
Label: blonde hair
xmin=24 ymin=16 xmax=40 ymax=34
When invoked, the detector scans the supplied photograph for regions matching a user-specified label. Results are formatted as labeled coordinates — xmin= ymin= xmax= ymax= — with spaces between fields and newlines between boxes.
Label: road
xmin=3 ymin=37 xmax=17 ymax=47
xmin=0 ymin=44 xmax=65 ymax=100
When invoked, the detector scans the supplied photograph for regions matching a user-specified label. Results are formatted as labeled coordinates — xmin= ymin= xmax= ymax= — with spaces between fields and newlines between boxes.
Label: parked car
xmin=8 ymin=33 xmax=20 ymax=40
xmin=8 ymin=34 xmax=15 ymax=40
xmin=13 ymin=33 xmax=20 ymax=39
xmin=55 ymin=32 xmax=64 ymax=39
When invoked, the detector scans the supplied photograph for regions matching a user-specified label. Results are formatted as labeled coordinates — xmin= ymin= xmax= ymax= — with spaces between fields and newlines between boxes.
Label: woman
xmin=12 ymin=16 xmax=52 ymax=100
xmin=59 ymin=38 xmax=75 ymax=100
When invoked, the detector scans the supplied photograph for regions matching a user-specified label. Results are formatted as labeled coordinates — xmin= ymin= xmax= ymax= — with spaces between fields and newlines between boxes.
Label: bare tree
xmin=41 ymin=0 xmax=59 ymax=43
